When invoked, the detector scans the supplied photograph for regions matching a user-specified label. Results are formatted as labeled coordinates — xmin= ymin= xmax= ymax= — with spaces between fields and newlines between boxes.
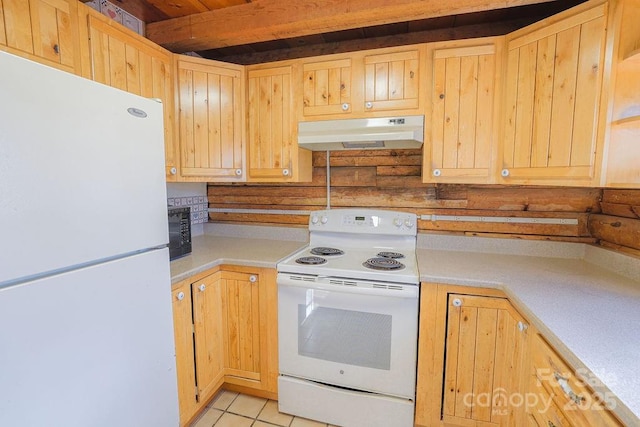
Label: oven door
xmin=277 ymin=273 xmax=419 ymax=399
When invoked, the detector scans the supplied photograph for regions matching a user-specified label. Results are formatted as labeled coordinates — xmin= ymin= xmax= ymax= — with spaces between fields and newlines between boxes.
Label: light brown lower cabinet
xmin=171 ymin=265 xmax=278 ymax=426
xmin=528 ymin=333 xmax=623 ymax=427
xmin=415 ymin=283 xmax=624 ymax=427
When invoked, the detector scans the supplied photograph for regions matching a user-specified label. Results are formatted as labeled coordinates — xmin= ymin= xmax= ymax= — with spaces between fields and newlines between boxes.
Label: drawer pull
xmin=554 ymin=372 xmax=584 ymax=405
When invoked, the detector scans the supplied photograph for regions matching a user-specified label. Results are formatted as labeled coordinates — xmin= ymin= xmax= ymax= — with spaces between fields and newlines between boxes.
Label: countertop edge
xmin=419 ymin=273 xmax=639 ymax=426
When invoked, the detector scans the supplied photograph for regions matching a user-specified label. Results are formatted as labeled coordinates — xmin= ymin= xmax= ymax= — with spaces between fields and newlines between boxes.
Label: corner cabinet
xmin=171 ymin=266 xmax=278 ymax=426
xmin=423 ymin=38 xmax=502 ymax=183
xmin=416 ymin=284 xmax=530 ymax=427
xmin=80 ymin=8 xmax=178 ymax=181
xmin=176 ymin=55 xmax=245 ymax=181
xmin=500 ymin=1 xmax=607 ymax=186
xmin=0 ymin=0 xmax=82 ymax=74
xmin=246 ymin=64 xmax=312 ymax=182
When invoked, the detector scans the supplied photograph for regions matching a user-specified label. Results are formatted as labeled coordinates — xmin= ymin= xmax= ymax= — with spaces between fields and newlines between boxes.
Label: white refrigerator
xmin=0 ymin=51 xmax=179 ymax=426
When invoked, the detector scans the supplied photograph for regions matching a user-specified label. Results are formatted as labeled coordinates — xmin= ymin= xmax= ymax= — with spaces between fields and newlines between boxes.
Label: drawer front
xmin=531 ymin=334 xmax=622 ymax=427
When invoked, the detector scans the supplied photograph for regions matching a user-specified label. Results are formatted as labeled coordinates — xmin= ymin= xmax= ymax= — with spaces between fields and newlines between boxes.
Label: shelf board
xmin=622 ymin=48 xmax=640 ymax=65
xmin=611 ymin=116 xmax=640 ymax=127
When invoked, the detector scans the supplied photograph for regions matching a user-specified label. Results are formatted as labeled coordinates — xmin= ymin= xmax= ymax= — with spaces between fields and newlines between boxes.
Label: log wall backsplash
xmin=208 ymin=150 xmax=640 ymax=256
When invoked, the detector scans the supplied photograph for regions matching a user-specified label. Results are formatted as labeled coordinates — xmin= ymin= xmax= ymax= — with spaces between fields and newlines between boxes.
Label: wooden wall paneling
xmin=207 ymin=150 xmax=610 ymax=243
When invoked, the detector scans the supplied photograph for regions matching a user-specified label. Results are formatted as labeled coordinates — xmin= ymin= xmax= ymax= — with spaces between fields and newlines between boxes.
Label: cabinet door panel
xmin=364 ymin=50 xmax=419 ymax=111
xmin=172 ymin=284 xmax=198 ymax=426
xmin=177 ymin=58 xmax=245 ymax=180
xmin=191 ymin=272 xmax=225 ymax=402
xmin=0 ymin=0 xmax=80 ymax=74
xmin=502 ymin=5 xmax=606 ymax=185
xmin=247 ymin=66 xmax=298 ymax=180
xmin=222 ymin=271 xmax=261 ymax=381
xmin=425 ymin=43 xmax=497 ymax=183
xmin=302 ymin=58 xmax=352 ymax=116
xmin=443 ymin=294 xmax=527 ymax=426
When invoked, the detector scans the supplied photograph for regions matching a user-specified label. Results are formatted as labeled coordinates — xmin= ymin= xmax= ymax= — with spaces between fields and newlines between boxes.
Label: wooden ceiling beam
xmin=146 ymin=0 xmax=557 ymax=52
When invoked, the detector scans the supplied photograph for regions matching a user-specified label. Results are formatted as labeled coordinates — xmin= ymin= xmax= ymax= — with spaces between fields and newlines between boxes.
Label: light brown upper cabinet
xmin=600 ymin=0 xmax=640 ymax=187
xmin=247 ymin=64 xmax=312 ymax=182
xmin=363 ymin=49 xmax=421 ymax=112
xmin=423 ymin=39 xmax=502 ymax=184
xmin=176 ymin=56 xmax=245 ymax=182
xmin=500 ymin=1 xmax=607 ymax=186
xmin=299 ymin=46 xmax=424 ymax=121
xmin=302 ymin=57 xmax=353 ymax=116
xmin=0 ymin=0 xmax=81 ymax=74
xmin=81 ymin=7 xmax=178 ymax=181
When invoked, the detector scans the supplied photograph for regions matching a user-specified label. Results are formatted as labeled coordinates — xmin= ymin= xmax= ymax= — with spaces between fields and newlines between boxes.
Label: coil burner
xmin=295 ymin=256 xmax=327 ymax=265
xmin=363 ymin=257 xmax=405 ymax=271
xmin=310 ymin=247 xmax=345 ymax=256
xmin=377 ymin=251 xmax=405 ymax=259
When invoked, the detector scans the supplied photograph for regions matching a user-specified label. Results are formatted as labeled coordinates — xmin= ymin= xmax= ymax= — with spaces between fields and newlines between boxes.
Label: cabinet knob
xmin=341 ymin=103 xmax=350 ymax=111
xmin=53 ymin=44 xmax=59 ymax=55
xmin=249 ymin=275 xmax=257 ymax=283
xmin=452 ymin=298 xmax=462 ymax=307
xmin=235 ymin=168 xmax=242 ymax=176
xmin=176 ymin=291 xmax=185 ymax=301
xmin=282 ymin=169 xmax=290 ymax=176
xmin=433 ymin=169 xmax=442 ymax=177
xmin=169 ymin=167 xmax=177 ymax=175
xmin=198 ymin=284 xmax=206 ymax=292
xmin=365 ymin=101 xmax=373 ymax=109
xmin=501 ymin=169 xmax=510 ymax=177
xmin=517 ymin=321 xmax=528 ymax=332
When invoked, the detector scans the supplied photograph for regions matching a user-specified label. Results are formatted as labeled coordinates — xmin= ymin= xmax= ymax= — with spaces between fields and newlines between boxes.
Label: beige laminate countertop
xmin=170 ymin=226 xmax=639 ymax=425
xmin=417 ymin=237 xmax=640 ymax=426
xmin=170 ymin=234 xmax=306 ymax=284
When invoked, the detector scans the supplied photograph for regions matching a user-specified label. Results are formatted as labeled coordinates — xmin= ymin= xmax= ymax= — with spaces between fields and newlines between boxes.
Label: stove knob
xmin=311 ymin=215 xmax=319 ymax=224
xmin=404 ymin=218 xmax=414 ymax=228
xmin=393 ymin=218 xmax=403 ymax=227
xmin=321 ymin=216 xmax=328 ymax=224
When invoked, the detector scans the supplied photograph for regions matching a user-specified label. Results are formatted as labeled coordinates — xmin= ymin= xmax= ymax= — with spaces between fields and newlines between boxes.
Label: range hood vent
xmin=298 ymin=115 xmax=424 ymax=151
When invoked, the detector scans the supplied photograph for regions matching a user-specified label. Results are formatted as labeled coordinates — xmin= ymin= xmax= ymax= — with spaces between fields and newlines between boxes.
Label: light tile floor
xmin=191 ymin=390 xmax=341 ymax=427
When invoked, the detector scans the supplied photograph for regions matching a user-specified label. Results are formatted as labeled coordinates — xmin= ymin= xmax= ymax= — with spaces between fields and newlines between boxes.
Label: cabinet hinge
xmin=195 ymin=386 xmax=199 ymax=400
xmin=192 ymin=323 xmax=195 ymax=335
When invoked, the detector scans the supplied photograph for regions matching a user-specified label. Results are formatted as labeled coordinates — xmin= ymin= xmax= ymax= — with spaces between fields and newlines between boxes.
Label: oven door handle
xmin=278 ymin=275 xmax=419 ymax=298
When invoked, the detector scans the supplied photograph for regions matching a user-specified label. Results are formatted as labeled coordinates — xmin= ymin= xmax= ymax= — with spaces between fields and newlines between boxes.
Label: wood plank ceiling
xmin=105 ymin=0 xmax=585 ymax=64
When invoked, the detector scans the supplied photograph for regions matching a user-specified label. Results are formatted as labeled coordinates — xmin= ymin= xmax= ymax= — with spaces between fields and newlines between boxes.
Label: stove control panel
xmin=309 ymin=209 xmax=417 ymax=235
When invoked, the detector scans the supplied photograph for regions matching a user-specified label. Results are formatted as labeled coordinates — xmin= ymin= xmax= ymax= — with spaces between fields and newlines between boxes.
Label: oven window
xmin=297 ymin=304 xmax=392 ymax=370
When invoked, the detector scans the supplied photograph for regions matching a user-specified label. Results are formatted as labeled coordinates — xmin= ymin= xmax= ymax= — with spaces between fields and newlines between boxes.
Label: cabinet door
xmin=221 ymin=270 xmax=262 ymax=382
xmin=501 ymin=4 xmax=606 ymax=185
xmin=177 ymin=56 xmax=245 ymax=181
xmin=529 ymin=333 xmax=623 ymax=427
xmin=191 ymin=272 xmax=225 ymax=404
xmin=0 ymin=0 xmax=81 ymax=74
xmin=171 ymin=283 xmax=198 ymax=426
xmin=302 ymin=57 xmax=352 ymax=116
xmin=247 ymin=66 xmax=299 ymax=181
xmin=443 ymin=294 xmax=529 ymax=426
xmin=363 ymin=49 xmax=420 ymax=112
xmin=86 ymin=14 xmax=178 ymax=181
xmin=424 ymin=42 xmax=499 ymax=183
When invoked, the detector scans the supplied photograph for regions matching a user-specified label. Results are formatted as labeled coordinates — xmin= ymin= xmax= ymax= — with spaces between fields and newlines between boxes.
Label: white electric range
xmin=277 ymin=208 xmax=420 ymax=427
